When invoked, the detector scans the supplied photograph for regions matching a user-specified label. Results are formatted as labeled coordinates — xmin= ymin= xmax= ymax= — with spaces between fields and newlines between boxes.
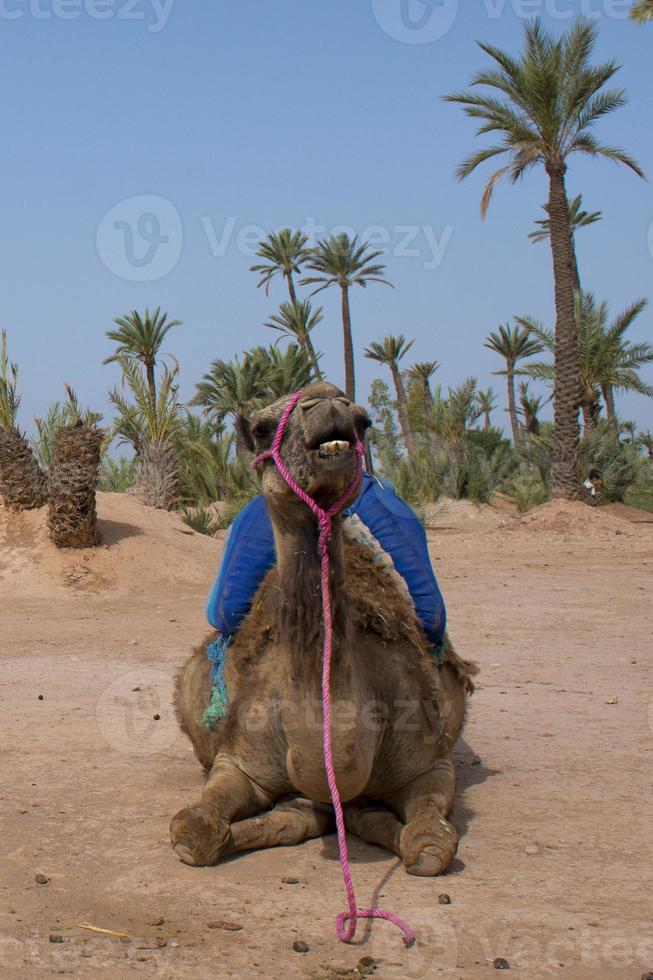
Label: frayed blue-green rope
xmin=203 ymin=635 xmax=230 ymax=731
xmin=431 ymin=642 xmax=446 ymax=667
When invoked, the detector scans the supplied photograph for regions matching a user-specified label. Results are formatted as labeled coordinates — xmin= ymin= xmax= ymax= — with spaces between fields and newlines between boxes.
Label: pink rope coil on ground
xmin=252 ymin=390 xmax=415 ymax=948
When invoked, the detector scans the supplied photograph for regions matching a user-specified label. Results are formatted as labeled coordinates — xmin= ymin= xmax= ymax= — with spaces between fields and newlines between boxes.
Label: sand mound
xmin=514 ymin=499 xmax=634 ymax=536
xmin=423 ymin=497 xmax=515 ymax=532
xmin=0 ymin=492 xmax=220 ymax=599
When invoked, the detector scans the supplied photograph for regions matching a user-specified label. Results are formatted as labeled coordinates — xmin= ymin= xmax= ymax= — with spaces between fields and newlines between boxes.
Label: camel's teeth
xmin=318 ymin=440 xmax=350 ymax=456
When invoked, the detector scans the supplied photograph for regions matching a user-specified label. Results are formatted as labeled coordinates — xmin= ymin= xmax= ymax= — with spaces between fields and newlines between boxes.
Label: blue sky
xmin=2 ymin=0 xmax=652 ymax=437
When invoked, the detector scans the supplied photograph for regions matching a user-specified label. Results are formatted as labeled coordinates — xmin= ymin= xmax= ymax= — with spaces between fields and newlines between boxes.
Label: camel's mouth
xmin=317 ymin=439 xmax=351 ymax=458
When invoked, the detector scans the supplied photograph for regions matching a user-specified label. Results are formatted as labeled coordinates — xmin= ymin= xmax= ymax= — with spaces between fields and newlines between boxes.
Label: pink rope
xmin=252 ymin=391 xmax=415 ymax=948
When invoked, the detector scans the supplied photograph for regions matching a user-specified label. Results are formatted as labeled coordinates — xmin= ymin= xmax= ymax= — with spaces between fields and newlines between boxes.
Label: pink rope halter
xmin=252 ymin=390 xmax=414 ymax=947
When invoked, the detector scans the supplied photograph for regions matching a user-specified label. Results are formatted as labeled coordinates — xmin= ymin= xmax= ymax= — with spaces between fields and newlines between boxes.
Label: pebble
xmin=358 ymin=956 xmax=376 ymax=975
xmin=525 ymin=845 xmax=539 ymax=855
xmin=148 ymin=917 xmax=165 ymax=926
xmin=207 ymin=920 xmax=243 ymax=932
xmin=494 ymin=958 xmax=510 ymax=970
xmin=38 ymin=695 xmax=44 ymax=701
xmin=153 ymin=714 xmax=161 ymax=721
xmin=281 ymin=877 xmax=300 ymax=884
xmin=35 ymin=874 xmax=49 ymax=885
xmin=49 ymin=934 xmax=64 ymax=944
xmin=438 ymin=893 xmax=452 ymax=905
xmin=292 ymin=940 xmax=309 ymax=953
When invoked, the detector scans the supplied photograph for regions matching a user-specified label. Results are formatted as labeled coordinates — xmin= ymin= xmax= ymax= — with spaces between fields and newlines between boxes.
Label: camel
xmin=171 ymin=381 xmax=476 ymax=877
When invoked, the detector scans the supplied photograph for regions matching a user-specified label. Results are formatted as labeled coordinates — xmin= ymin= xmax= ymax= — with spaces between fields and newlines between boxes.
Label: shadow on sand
xmin=97 ymin=519 xmax=144 ymax=546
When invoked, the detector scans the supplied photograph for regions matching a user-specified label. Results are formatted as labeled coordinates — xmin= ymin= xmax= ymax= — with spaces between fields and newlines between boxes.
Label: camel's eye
xmin=252 ymin=420 xmax=274 ymax=440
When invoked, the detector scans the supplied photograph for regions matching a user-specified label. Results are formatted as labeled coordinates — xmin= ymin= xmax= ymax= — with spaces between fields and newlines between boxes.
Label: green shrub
xmin=503 ymin=469 xmax=549 ymax=512
xmin=99 ymin=456 xmax=137 ymax=492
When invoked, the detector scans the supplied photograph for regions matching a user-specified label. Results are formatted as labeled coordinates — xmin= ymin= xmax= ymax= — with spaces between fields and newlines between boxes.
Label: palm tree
xmin=249 ymin=343 xmax=316 ymax=398
xmin=445 ymin=19 xmax=644 ymax=497
xmin=192 ymin=354 xmax=272 ymax=455
xmin=104 ymin=308 xmax=181 ymax=405
xmin=638 ymin=431 xmax=653 ymax=459
xmin=264 ymin=300 xmax=323 ymax=378
xmin=476 ymin=387 xmax=498 ymax=430
xmin=0 ymin=332 xmax=48 ymax=510
xmin=405 ymin=361 xmax=439 ymax=408
xmin=484 ymin=324 xmax=544 ymax=447
xmin=48 ymin=423 xmax=104 ymax=548
xmin=364 ymin=335 xmax=416 ymax=459
xmin=250 ymin=229 xmax=310 ymax=303
xmin=301 ymin=234 xmax=392 ymax=400
xmin=518 ymin=382 xmax=547 ymax=437
xmin=631 ymin=0 xmax=653 ymax=23
xmin=520 ymin=293 xmax=653 ymax=432
xmin=529 ymin=194 xmax=602 ymax=291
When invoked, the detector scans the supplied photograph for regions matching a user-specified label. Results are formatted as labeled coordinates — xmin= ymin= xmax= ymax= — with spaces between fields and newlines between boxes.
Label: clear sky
xmin=2 ymin=0 xmax=652 ymax=437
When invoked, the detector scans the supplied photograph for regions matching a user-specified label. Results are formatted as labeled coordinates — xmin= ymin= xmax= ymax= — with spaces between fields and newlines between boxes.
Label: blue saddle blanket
xmin=206 ymin=475 xmax=446 ymax=646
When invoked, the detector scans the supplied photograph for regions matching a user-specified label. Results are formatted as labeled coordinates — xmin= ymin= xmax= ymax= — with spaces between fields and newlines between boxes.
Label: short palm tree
xmin=445 ymin=19 xmax=644 ymax=497
xmin=638 ymin=431 xmax=653 ymax=459
xmin=364 ymin=335 xmax=416 ymax=458
xmin=249 ymin=343 xmax=316 ymax=399
xmin=405 ymin=361 xmax=439 ymax=408
xmin=484 ymin=324 xmax=544 ymax=446
xmin=518 ymin=382 xmax=547 ymax=437
xmin=48 ymin=422 xmax=104 ymax=548
xmin=192 ymin=354 xmax=272 ymax=455
xmin=0 ymin=332 xmax=47 ymax=510
xmin=301 ymin=234 xmax=392 ymax=400
xmin=519 ymin=293 xmax=653 ymax=431
xmin=476 ymin=387 xmax=498 ymax=430
xmin=250 ymin=229 xmax=311 ymax=303
xmin=109 ymin=357 xmax=183 ymax=509
xmin=631 ymin=0 xmax=653 ymax=23
xmin=104 ymin=308 xmax=181 ymax=405
xmin=264 ymin=300 xmax=323 ymax=378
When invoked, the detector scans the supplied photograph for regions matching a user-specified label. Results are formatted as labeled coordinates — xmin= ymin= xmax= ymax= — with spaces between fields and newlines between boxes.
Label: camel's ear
xmin=236 ymin=414 xmax=256 ymax=453
xmin=351 ymin=403 xmax=372 ymax=437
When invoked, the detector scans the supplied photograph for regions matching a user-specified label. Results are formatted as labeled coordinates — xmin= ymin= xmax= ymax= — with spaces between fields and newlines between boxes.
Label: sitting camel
xmin=171 ymin=381 xmax=476 ymax=877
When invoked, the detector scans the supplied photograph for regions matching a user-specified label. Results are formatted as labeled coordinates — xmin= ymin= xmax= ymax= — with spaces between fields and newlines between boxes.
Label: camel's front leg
xmin=170 ymin=755 xmax=275 ymax=867
xmin=386 ymin=758 xmax=458 ymax=877
xmin=224 ymin=797 xmax=334 ymax=856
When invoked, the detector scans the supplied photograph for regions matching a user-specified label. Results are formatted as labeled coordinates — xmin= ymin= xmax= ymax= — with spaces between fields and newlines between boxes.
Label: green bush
xmin=503 ymin=469 xmax=549 ymax=512
xmin=99 ymin=456 xmax=137 ymax=492
xmin=580 ymin=423 xmax=643 ymax=503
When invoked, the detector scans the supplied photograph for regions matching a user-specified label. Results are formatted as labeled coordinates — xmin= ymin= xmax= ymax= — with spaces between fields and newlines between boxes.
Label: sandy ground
xmin=1 ymin=492 xmax=652 ymax=980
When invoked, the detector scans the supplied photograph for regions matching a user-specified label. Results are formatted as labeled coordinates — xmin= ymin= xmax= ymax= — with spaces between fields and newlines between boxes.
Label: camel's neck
xmin=268 ymin=507 xmax=349 ymax=683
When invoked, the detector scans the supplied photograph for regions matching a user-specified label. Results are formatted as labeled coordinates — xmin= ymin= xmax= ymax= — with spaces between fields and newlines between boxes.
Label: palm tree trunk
xmin=506 ymin=368 xmax=520 ymax=448
xmin=304 ymin=334 xmax=322 ymax=380
xmin=391 ymin=364 xmax=416 ymax=459
xmin=340 ymin=285 xmax=355 ymax=401
xmin=601 ymin=383 xmax=617 ymax=426
xmin=546 ymin=164 xmax=581 ymax=499
xmin=484 ymin=410 xmax=491 ymax=431
xmin=146 ymin=360 xmax=157 ymax=407
xmin=286 ymin=272 xmax=298 ymax=305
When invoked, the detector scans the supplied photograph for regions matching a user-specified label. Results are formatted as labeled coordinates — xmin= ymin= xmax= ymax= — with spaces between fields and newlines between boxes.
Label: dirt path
xmin=1 ymin=495 xmax=652 ymax=979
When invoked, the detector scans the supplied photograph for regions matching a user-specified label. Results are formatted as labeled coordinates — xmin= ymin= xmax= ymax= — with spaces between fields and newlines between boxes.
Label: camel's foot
xmin=400 ymin=812 xmax=458 ymax=876
xmin=170 ymin=802 xmax=230 ymax=867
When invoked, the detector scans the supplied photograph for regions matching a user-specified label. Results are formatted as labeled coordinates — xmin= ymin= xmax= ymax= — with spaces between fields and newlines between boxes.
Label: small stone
xmin=38 ymin=695 xmax=44 ymax=700
xmin=169 ymin=940 xmax=179 ymax=948
xmin=153 ymin=714 xmax=161 ymax=721
xmin=35 ymin=874 xmax=49 ymax=885
xmin=494 ymin=958 xmax=510 ymax=970
xmin=358 ymin=955 xmax=376 ymax=975
xmin=148 ymin=917 xmax=165 ymax=926
xmin=207 ymin=920 xmax=243 ymax=932
xmin=132 ymin=686 xmax=141 ymax=692
xmin=438 ymin=893 xmax=452 ymax=905
xmin=129 ymin=640 xmax=138 ymax=646
xmin=606 ymin=697 xmax=618 ymax=705
xmin=282 ymin=876 xmax=300 ymax=884
xmin=525 ymin=845 xmax=538 ymax=856
xmin=155 ymin=937 xmax=167 ymax=948
xmin=49 ymin=934 xmax=64 ymax=944
xmin=120 ymin=936 xmax=131 ymax=944
xmin=292 ymin=940 xmax=309 ymax=953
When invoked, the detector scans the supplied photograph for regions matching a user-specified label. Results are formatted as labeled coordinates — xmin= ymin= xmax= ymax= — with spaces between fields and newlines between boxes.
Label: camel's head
xmin=239 ymin=381 xmax=371 ymax=516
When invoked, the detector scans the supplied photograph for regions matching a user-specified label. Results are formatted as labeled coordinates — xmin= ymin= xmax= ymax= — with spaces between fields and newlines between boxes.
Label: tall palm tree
xmin=250 ymin=229 xmax=310 ymax=303
xmin=264 ymin=299 xmax=323 ymax=378
xmin=104 ymin=307 xmax=181 ymax=405
xmin=405 ymin=361 xmax=439 ymax=408
xmin=528 ymin=194 xmax=602 ymax=291
xmin=364 ymin=335 xmax=416 ymax=459
xmin=484 ymin=324 xmax=544 ymax=447
xmin=519 ymin=293 xmax=653 ymax=432
xmin=301 ymin=234 xmax=392 ymax=400
xmin=445 ymin=19 xmax=644 ymax=497
xmin=631 ymin=0 xmax=653 ymax=23
xmin=476 ymin=387 xmax=498 ymax=430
